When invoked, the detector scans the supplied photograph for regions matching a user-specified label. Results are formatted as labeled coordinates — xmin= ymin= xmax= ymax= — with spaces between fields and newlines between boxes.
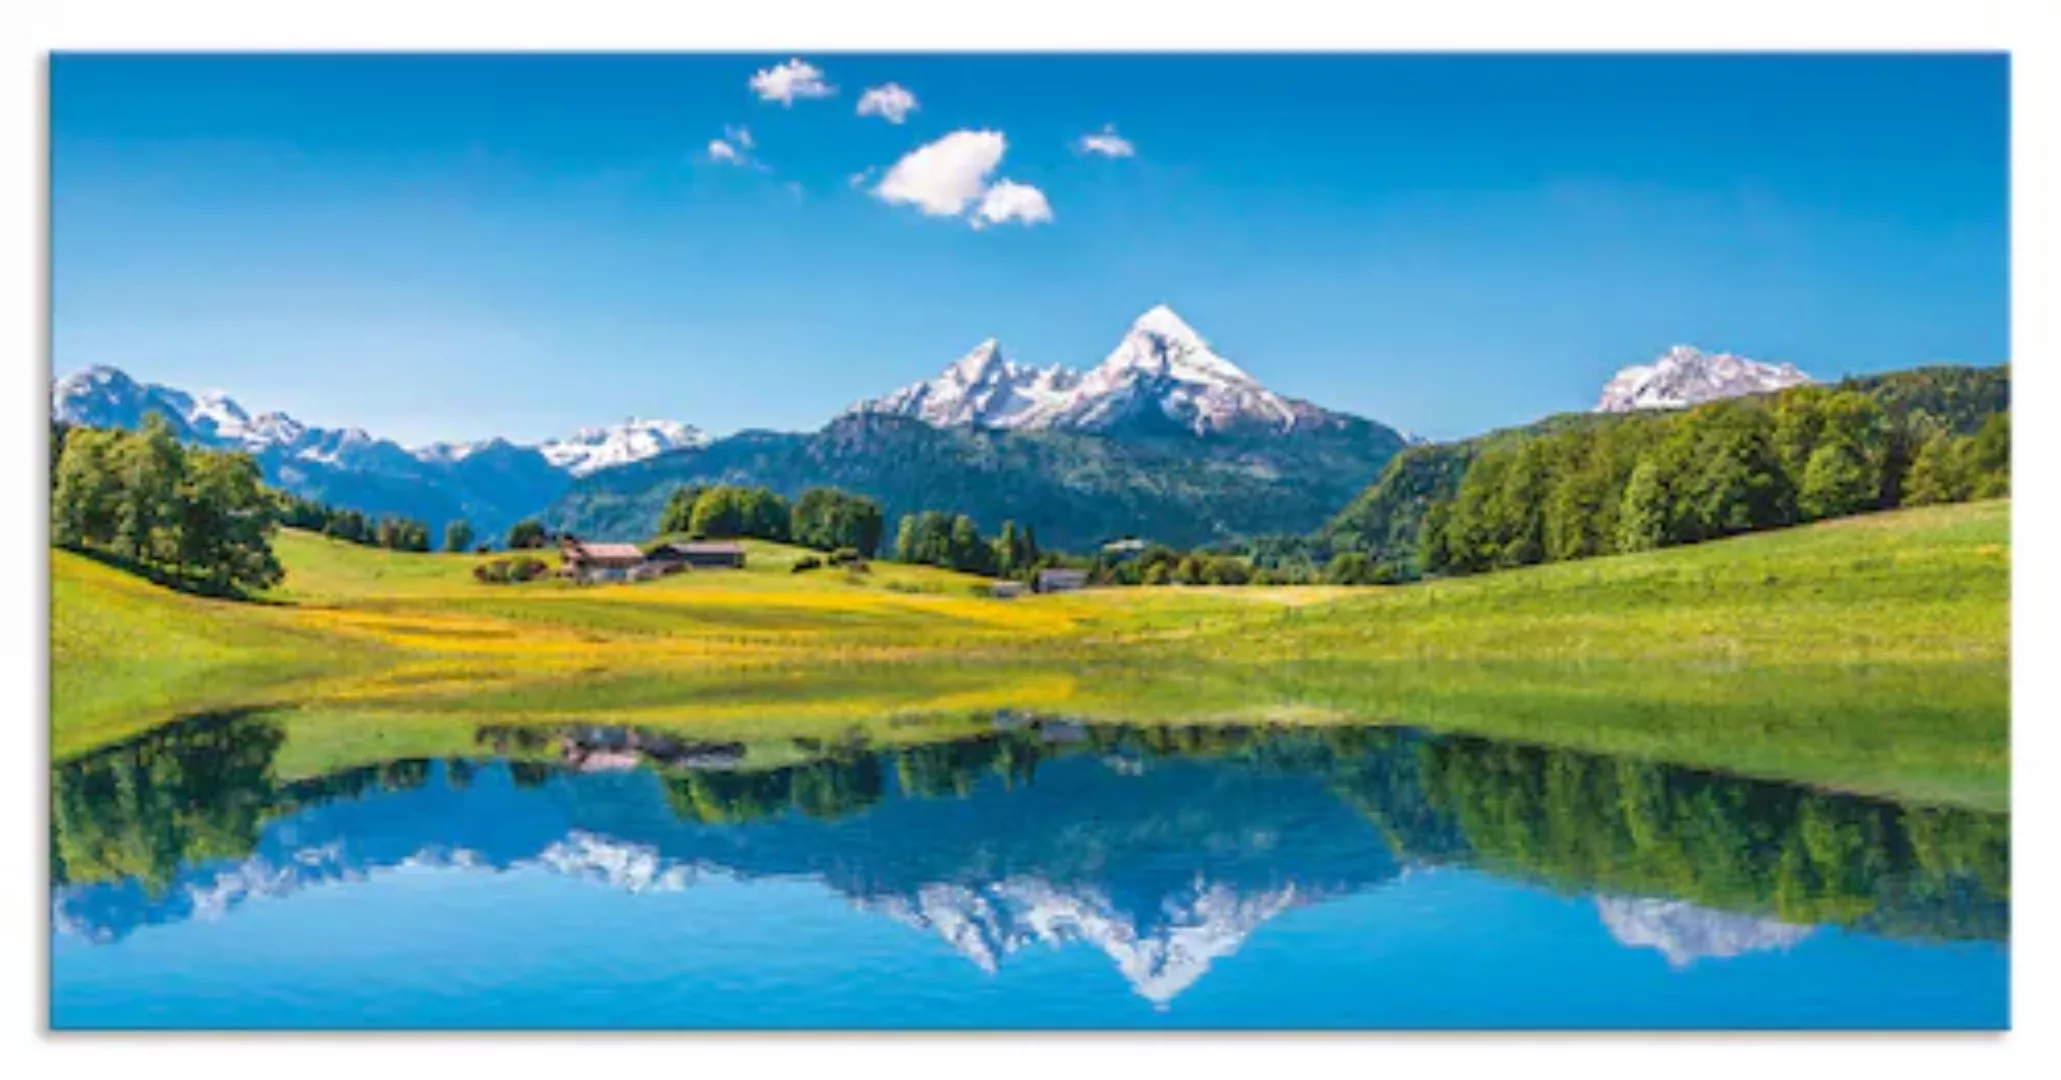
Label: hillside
xmin=1323 ymin=363 xmax=2011 ymax=569
xmin=51 ymin=501 xmax=2008 ymax=808
xmin=544 ymin=410 xmax=1407 ymax=551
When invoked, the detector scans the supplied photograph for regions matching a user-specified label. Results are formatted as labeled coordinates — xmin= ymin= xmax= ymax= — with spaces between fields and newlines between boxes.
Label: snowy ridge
xmin=537 ymin=419 xmax=707 ymax=477
xmin=51 ymin=365 xmax=698 ymax=478
xmin=849 ymin=305 xmax=1320 ymax=437
xmin=1595 ymin=345 xmax=1813 ymax=413
xmin=859 ymin=339 xmax=1082 ymax=429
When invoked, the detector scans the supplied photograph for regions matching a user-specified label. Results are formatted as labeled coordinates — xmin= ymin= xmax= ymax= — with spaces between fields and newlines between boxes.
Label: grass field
xmin=49 ymin=500 xmax=2010 ymax=808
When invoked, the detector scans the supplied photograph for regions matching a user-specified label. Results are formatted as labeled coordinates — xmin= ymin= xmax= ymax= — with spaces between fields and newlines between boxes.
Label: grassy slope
xmin=51 ymin=502 xmax=2010 ymax=808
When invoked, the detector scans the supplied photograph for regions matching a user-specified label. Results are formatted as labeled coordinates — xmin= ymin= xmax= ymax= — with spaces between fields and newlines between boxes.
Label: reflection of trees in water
xmin=663 ymin=754 xmax=885 ymax=824
xmin=50 ymin=711 xmax=2008 ymax=943
xmin=1332 ymin=732 xmax=2009 ymax=941
xmin=51 ymin=711 xmax=285 ymax=895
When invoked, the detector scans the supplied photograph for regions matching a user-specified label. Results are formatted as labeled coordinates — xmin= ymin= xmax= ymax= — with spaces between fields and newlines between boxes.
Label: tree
xmin=175 ymin=451 xmax=282 ymax=593
xmin=1903 ymin=433 xmax=1973 ymax=506
xmin=659 ymin=485 xmax=706 ymax=535
xmin=993 ymin=521 xmax=1022 ymax=576
xmin=1325 ymin=551 xmax=1379 ymax=585
xmin=50 ymin=419 xmax=69 ymax=488
xmin=894 ymin=514 xmax=918 ymax=562
xmin=688 ymin=485 xmax=747 ymax=538
xmin=1969 ymin=412 xmax=2009 ymax=498
xmin=507 ymin=519 xmax=548 ymax=550
xmin=51 ymin=427 xmax=123 ymax=549
xmin=948 ymin=515 xmax=990 ymax=574
xmin=444 ymin=519 xmax=475 ymax=553
xmin=1616 ymin=458 xmax=1669 ymax=553
xmin=1798 ymin=441 xmax=1877 ymax=521
xmin=738 ymin=487 xmax=792 ymax=541
xmin=1543 ymin=432 xmax=1620 ymax=563
xmin=112 ymin=412 xmax=185 ymax=563
xmin=1416 ymin=500 xmax=1454 ymax=574
xmin=1664 ymin=404 xmax=1794 ymax=543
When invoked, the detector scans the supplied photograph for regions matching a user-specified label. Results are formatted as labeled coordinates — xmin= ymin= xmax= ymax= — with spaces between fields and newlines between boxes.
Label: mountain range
xmin=51 ymin=365 xmax=705 ymax=544
xmin=52 ymin=308 xmax=1861 ymax=551
xmin=849 ymin=305 xmax=1329 ymax=438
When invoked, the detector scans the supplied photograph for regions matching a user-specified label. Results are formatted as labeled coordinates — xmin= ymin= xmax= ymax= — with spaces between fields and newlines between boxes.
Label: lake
xmin=49 ymin=711 xmax=2009 ymax=1030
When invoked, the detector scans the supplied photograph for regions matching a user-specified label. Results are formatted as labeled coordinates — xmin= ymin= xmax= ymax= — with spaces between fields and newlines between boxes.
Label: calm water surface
xmin=50 ymin=713 xmax=2009 ymax=1029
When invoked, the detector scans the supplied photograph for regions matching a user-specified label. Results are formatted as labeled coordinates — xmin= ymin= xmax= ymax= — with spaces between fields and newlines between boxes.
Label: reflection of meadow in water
xmin=53 ymin=710 xmax=2008 ymax=969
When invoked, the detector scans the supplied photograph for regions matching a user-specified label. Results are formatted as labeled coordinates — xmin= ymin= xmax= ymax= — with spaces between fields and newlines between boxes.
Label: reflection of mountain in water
xmin=51 ymin=713 xmax=2009 ymax=1005
xmin=1594 ymin=897 xmax=1814 ymax=969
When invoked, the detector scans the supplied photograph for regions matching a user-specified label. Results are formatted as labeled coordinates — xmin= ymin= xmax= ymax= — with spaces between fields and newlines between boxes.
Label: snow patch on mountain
xmin=536 ymin=419 xmax=707 ymax=477
xmin=1595 ymin=345 xmax=1813 ymax=413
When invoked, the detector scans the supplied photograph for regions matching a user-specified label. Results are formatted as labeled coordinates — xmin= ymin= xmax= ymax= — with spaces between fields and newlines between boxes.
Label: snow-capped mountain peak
xmin=1055 ymin=304 xmax=1294 ymax=432
xmin=537 ymin=418 xmax=707 ymax=477
xmin=849 ymin=305 xmax=1316 ymax=437
xmin=1108 ymin=304 xmax=1245 ymax=382
xmin=189 ymin=390 xmax=252 ymax=440
xmin=848 ymin=339 xmax=1081 ymax=430
xmin=952 ymin=338 xmax=1006 ymax=380
xmin=1595 ymin=344 xmax=1813 ymax=413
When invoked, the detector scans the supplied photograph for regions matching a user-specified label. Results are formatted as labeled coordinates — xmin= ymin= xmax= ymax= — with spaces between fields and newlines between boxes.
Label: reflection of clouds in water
xmin=1595 ymin=896 xmax=1813 ymax=969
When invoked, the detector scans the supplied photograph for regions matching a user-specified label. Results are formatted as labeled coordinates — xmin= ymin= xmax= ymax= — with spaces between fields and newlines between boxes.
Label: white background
xmin=3 ymin=0 xmax=2055 ymax=1074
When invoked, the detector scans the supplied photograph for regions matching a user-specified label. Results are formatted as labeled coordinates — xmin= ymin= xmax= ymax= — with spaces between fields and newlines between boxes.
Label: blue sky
xmin=52 ymin=53 xmax=2008 ymax=445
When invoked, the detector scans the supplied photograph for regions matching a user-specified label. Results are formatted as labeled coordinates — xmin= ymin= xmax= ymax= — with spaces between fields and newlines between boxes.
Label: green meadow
xmin=50 ymin=499 xmax=2010 ymax=810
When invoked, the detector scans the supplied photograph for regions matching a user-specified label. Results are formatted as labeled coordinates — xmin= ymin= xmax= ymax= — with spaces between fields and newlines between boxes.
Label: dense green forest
xmin=1419 ymin=390 xmax=2008 ymax=577
xmin=50 ymin=415 xmax=284 ymax=595
xmin=1324 ymin=365 xmax=2010 ymax=577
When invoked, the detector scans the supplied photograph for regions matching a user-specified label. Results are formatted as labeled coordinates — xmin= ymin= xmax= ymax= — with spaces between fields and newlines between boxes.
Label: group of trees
xmin=277 ymin=494 xmax=442 ymax=554
xmin=51 ymin=415 xmax=284 ymax=595
xmin=892 ymin=511 xmax=1045 ymax=577
xmin=1418 ymin=385 xmax=2011 ymax=577
xmin=789 ymin=487 xmax=887 ymax=556
xmin=657 ymin=484 xmax=887 ymax=556
xmin=1905 ymin=413 xmax=2011 ymax=507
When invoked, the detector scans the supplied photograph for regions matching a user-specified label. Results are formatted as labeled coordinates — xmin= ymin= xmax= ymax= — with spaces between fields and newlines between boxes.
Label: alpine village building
xmin=557 ymin=538 xmax=746 ymax=583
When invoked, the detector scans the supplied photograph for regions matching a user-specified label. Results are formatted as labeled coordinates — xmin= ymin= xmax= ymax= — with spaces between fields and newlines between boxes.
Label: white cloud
xmin=871 ymin=129 xmax=1054 ymax=231
xmin=973 ymin=180 xmax=1054 ymax=229
xmin=750 ymin=58 xmax=835 ymax=105
xmin=856 ymin=83 xmax=919 ymax=124
xmin=1077 ymin=124 xmax=1136 ymax=158
xmin=708 ymin=139 xmax=745 ymax=164
xmin=726 ymin=124 xmax=755 ymax=150
xmin=873 ymin=129 xmax=1008 ymax=217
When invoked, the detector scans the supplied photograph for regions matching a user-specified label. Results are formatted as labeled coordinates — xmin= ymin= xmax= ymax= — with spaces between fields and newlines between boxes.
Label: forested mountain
xmin=1323 ymin=364 xmax=2010 ymax=573
xmin=544 ymin=410 xmax=1408 ymax=551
